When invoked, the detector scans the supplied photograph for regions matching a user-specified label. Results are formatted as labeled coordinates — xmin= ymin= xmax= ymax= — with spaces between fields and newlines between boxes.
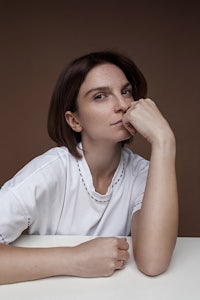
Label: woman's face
xmin=68 ymin=63 xmax=134 ymax=146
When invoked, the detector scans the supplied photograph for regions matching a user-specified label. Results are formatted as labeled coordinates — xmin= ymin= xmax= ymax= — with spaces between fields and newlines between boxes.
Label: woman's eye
xmin=122 ymin=88 xmax=132 ymax=96
xmin=94 ymin=93 xmax=106 ymax=100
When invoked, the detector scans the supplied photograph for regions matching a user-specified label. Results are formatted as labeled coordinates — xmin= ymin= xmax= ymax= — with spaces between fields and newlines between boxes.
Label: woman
xmin=0 ymin=51 xmax=178 ymax=284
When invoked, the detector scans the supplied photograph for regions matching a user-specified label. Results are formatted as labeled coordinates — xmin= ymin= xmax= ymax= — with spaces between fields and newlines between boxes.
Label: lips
xmin=111 ymin=120 xmax=123 ymax=125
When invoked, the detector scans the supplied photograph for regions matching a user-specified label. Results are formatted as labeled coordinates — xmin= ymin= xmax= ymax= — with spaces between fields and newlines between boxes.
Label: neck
xmin=81 ymin=141 xmax=122 ymax=193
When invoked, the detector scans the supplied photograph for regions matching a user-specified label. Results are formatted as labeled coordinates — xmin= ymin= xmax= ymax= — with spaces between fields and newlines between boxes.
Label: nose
xmin=114 ymin=95 xmax=131 ymax=113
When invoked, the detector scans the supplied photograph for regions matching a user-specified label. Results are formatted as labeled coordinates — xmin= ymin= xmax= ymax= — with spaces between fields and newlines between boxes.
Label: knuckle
xmin=125 ymin=251 xmax=130 ymax=260
xmin=108 ymin=260 xmax=116 ymax=271
xmin=112 ymin=249 xmax=119 ymax=259
xmin=123 ymin=239 xmax=129 ymax=248
xmin=121 ymin=250 xmax=129 ymax=261
xmin=110 ymin=237 xmax=118 ymax=247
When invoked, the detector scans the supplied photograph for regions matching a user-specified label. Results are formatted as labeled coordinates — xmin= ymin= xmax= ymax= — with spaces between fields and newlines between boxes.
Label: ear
xmin=65 ymin=111 xmax=82 ymax=132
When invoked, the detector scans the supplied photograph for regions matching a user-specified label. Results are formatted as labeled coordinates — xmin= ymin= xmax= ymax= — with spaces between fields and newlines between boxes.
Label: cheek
xmin=79 ymin=107 xmax=107 ymax=123
xmin=77 ymin=110 xmax=97 ymax=127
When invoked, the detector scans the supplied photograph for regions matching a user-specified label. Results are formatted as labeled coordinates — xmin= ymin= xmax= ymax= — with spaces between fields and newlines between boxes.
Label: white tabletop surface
xmin=0 ymin=235 xmax=200 ymax=300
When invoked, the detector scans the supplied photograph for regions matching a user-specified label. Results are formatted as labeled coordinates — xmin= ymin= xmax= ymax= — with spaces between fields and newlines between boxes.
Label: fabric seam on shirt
xmin=7 ymin=149 xmax=67 ymax=189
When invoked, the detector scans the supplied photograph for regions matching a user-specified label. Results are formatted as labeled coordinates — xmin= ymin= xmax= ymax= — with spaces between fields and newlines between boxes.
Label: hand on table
xmin=70 ymin=237 xmax=130 ymax=277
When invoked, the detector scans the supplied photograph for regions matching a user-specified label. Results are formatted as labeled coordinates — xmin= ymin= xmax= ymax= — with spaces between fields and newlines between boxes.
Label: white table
xmin=0 ymin=236 xmax=200 ymax=300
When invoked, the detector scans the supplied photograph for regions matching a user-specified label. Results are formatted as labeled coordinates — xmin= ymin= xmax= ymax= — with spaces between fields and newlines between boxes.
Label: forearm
xmin=0 ymin=237 xmax=129 ymax=284
xmin=132 ymin=135 xmax=178 ymax=275
xmin=0 ymin=243 xmax=73 ymax=284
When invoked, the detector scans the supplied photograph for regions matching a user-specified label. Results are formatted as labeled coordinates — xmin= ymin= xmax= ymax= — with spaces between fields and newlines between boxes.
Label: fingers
xmin=113 ymin=238 xmax=130 ymax=270
xmin=116 ymin=259 xmax=126 ymax=270
xmin=83 ymin=237 xmax=130 ymax=275
xmin=117 ymin=238 xmax=129 ymax=251
xmin=118 ymin=249 xmax=130 ymax=261
xmin=122 ymin=121 xmax=137 ymax=136
xmin=122 ymin=98 xmax=169 ymax=143
xmin=122 ymin=102 xmax=138 ymax=136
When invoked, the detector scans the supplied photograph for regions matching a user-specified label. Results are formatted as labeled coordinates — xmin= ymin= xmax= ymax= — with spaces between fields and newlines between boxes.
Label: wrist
xmin=58 ymin=245 xmax=87 ymax=277
xmin=52 ymin=247 xmax=78 ymax=276
xmin=151 ymin=132 xmax=176 ymax=157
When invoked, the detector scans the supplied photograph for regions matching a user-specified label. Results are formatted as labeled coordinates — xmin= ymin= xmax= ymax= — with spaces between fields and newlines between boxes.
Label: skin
xmin=0 ymin=63 xmax=178 ymax=284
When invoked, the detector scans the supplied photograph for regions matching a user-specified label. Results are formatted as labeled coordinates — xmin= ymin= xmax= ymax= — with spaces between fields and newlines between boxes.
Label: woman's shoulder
xmin=1 ymin=146 xmax=73 ymax=189
xmin=18 ymin=146 xmax=72 ymax=174
xmin=30 ymin=146 xmax=71 ymax=166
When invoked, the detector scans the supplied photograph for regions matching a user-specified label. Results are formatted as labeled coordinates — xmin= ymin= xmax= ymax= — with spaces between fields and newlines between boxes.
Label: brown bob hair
xmin=48 ymin=50 xmax=147 ymax=158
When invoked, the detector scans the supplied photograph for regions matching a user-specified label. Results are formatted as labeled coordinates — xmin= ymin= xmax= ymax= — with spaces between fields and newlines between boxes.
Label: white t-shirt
xmin=0 ymin=145 xmax=149 ymax=244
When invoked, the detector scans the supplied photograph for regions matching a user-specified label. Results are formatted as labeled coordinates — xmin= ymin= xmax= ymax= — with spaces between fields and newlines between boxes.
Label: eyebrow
xmin=84 ymin=82 xmax=132 ymax=97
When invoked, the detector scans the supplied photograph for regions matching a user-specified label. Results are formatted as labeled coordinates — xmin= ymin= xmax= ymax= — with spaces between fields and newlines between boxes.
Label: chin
xmin=120 ymin=132 xmax=132 ymax=141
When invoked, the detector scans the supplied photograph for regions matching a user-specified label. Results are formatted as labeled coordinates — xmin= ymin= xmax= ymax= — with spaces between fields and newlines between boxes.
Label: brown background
xmin=0 ymin=1 xmax=199 ymax=236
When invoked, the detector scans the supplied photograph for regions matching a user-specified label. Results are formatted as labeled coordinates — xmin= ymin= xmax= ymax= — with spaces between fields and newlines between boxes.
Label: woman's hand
xmin=69 ymin=237 xmax=130 ymax=277
xmin=0 ymin=238 xmax=129 ymax=284
xmin=122 ymin=98 xmax=174 ymax=146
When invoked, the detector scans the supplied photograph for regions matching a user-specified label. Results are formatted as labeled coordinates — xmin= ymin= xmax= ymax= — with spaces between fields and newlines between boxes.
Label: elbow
xmin=135 ymin=256 xmax=170 ymax=277
xmin=133 ymin=244 xmax=174 ymax=277
xmin=137 ymin=263 xmax=169 ymax=277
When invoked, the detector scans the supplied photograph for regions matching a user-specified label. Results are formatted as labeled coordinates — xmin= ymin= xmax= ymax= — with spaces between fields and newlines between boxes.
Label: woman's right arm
xmin=0 ymin=237 xmax=129 ymax=284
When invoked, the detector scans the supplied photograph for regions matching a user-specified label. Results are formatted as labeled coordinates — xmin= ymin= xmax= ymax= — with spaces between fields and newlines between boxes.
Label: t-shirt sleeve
xmin=0 ymin=148 xmax=67 ymax=244
xmin=0 ymin=187 xmax=33 ymax=244
xmin=131 ymin=157 xmax=149 ymax=215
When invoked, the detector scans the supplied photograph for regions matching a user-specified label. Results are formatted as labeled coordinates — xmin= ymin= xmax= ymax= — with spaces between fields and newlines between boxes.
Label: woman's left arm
xmin=123 ymin=98 xmax=178 ymax=276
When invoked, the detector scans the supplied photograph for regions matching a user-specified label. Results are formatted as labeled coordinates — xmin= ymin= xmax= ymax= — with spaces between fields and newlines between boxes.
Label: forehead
xmin=79 ymin=63 xmax=128 ymax=93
